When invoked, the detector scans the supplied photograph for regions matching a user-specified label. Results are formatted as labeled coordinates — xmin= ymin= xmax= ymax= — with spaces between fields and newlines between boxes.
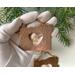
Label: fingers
xmin=20 ymin=11 xmax=39 ymax=24
xmin=27 ymin=21 xmax=41 ymax=28
xmin=21 ymin=11 xmax=57 ymax=27
xmin=51 ymin=28 xmax=59 ymax=37
xmin=37 ymin=11 xmax=51 ymax=23
xmin=27 ymin=11 xmax=52 ymax=28
xmin=46 ymin=16 xmax=57 ymax=26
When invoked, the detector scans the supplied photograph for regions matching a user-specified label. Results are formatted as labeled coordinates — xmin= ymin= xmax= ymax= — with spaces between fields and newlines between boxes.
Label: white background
xmin=0 ymin=67 xmax=75 ymax=75
xmin=0 ymin=0 xmax=75 ymax=7
xmin=52 ymin=26 xmax=75 ymax=67
xmin=0 ymin=0 xmax=75 ymax=75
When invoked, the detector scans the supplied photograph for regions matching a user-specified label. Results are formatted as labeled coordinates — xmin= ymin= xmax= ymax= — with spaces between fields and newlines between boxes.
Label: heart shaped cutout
xmin=31 ymin=33 xmax=43 ymax=46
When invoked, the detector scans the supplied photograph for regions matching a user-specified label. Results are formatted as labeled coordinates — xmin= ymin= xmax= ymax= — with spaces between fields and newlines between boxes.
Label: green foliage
xmin=0 ymin=7 xmax=25 ymax=24
xmin=53 ymin=8 xmax=73 ymax=46
xmin=0 ymin=7 xmax=75 ymax=46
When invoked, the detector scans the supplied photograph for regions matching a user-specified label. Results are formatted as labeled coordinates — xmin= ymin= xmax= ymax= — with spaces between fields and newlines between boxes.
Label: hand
xmin=0 ymin=11 xmax=57 ymax=43
xmin=0 ymin=11 xmax=58 ymax=67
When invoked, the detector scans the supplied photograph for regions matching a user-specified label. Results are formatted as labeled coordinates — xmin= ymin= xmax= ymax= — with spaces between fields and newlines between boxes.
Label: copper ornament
xmin=18 ymin=23 xmax=54 ymax=51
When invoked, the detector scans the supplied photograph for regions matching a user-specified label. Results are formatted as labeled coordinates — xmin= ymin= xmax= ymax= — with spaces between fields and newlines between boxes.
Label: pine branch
xmin=54 ymin=8 xmax=73 ymax=46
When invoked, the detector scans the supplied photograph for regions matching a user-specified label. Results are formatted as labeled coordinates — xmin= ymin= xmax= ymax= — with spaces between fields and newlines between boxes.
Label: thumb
xmin=51 ymin=28 xmax=59 ymax=37
xmin=2 ymin=17 xmax=23 ymax=35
